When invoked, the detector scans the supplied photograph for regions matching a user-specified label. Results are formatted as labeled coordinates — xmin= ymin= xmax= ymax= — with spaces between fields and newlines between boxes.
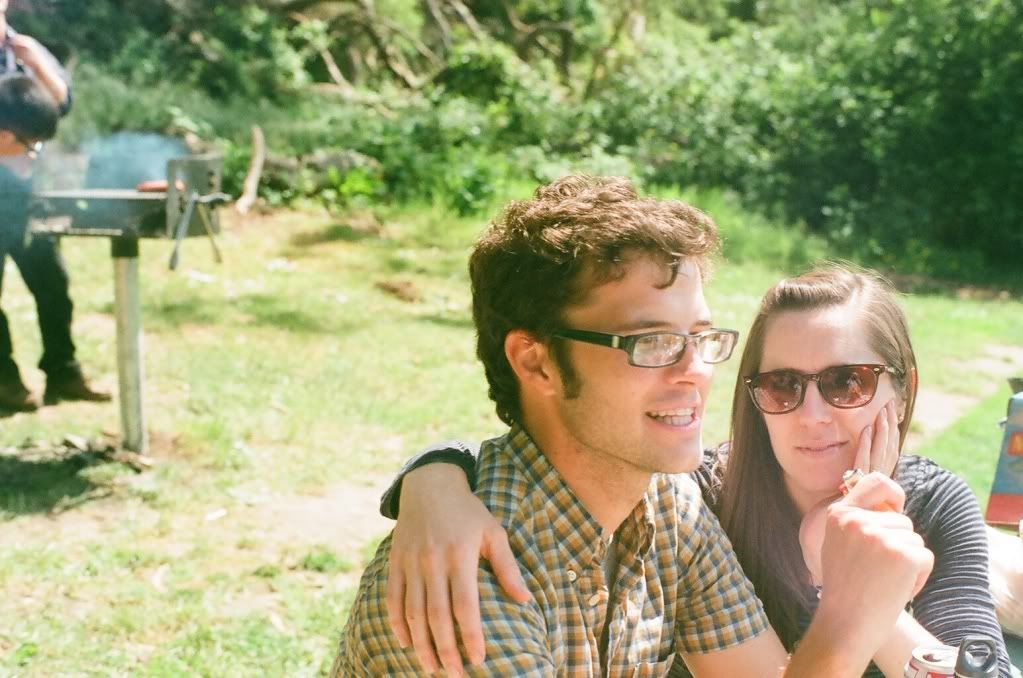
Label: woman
xmin=382 ymin=265 xmax=1012 ymax=677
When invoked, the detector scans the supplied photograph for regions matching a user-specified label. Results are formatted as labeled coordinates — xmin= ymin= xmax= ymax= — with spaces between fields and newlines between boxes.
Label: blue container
xmin=987 ymin=383 xmax=1023 ymax=527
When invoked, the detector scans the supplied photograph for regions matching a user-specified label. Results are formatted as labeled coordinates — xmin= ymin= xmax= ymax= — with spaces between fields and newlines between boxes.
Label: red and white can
xmin=904 ymin=646 xmax=956 ymax=678
xmin=904 ymin=637 xmax=999 ymax=678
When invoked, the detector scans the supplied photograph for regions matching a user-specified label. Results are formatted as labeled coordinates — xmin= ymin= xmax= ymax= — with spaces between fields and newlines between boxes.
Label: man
xmin=333 ymin=176 xmax=934 ymax=676
xmin=0 ymin=3 xmax=109 ymax=410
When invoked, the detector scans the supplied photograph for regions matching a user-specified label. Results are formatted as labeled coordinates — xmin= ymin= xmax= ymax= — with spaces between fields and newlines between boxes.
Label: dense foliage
xmin=10 ymin=0 xmax=1022 ymax=280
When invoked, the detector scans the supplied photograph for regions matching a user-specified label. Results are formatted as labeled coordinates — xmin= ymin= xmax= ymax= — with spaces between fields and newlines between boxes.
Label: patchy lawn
xmin=1 ymin=199 xmax=1021 ymax=674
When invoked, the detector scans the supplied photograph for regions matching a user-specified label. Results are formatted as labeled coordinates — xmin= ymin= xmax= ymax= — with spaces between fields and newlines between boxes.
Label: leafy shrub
xmin=738 ymin=0 xmax=1023 ymax=273
xmin=30 ymin=0 xmax=1021 ymax=282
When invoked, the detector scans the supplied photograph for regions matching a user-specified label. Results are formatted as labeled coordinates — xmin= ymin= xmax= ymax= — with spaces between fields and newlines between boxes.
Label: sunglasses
xmin=744 ymin=363 xmax=899 ymax=415
xmin=553 ymin=328 xmax=739 ymax=367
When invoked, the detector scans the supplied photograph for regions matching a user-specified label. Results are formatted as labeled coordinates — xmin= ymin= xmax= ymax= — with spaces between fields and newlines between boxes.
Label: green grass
xmin=915 ymin=390 xmax=1014 ymax=510
xmin=0 ymin=187 xmax=1020 ymax=673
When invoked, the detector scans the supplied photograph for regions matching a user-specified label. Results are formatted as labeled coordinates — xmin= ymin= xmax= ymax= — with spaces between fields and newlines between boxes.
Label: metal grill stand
xmin=112 ymin=236 xmax=146 ymax=454
xmin=29 ymin=154 xmax=227 ymax=455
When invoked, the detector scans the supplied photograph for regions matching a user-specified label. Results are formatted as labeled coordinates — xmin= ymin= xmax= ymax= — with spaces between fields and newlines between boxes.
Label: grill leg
xmin=112 ymin=237 xmax=146 ymax=455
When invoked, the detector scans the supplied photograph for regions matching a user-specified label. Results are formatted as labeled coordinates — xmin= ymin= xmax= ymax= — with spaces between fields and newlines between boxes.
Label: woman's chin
xmin=786 ymin=473 xmax=843 ymax=508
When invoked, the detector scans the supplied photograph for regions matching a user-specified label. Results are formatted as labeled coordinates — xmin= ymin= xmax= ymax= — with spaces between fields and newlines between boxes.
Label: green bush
xmin=27 ymin=0 xmax=1021 ymax=284
xmin=738 ymin=0 xmax=1023 ymax=275
xmin=14 ymin=1 xmax=312 ymax=100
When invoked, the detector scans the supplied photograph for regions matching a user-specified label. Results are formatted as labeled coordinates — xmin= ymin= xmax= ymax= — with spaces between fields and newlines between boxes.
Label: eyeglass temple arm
xmin=555 ymin=329 xmax=624 ymax=349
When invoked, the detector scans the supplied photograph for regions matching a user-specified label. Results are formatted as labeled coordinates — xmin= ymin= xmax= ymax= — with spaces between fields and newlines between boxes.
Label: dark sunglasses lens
xmin=751 ymin=371 xmax=803 ymax=413
xmin=820 ymin=365 xmax=878 ymax=407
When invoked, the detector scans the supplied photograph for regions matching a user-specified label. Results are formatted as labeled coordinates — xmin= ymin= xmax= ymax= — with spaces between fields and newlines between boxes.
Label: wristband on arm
xmin=378 ymin=440 xmax=478 ymax=520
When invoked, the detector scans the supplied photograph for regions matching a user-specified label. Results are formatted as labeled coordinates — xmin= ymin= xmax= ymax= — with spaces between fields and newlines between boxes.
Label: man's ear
xmin=505 ymin=329 xmax=558 ymax=397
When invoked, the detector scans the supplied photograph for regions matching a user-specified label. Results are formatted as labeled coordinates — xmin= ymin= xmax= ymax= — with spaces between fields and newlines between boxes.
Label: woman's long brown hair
xmin=716 ymin=263 xmax=918 ymax=650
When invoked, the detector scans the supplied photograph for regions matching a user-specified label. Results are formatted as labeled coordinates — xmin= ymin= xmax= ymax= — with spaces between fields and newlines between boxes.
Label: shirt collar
xmin=502 ymin=424 xmax=657 ymax=569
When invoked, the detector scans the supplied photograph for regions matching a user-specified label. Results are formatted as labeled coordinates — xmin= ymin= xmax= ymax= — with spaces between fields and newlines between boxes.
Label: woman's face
xmin=757 ymin=305 xmax=902 ymax=512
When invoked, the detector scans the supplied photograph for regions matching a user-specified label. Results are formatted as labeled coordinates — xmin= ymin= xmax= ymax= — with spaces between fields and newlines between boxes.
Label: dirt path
xmin=907 ymin=344 xmax=1023 ymax=448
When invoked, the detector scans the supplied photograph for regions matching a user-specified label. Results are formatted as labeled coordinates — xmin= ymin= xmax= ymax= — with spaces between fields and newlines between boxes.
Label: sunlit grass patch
xmin=0 ymin=197 xmax=1018 ymax=673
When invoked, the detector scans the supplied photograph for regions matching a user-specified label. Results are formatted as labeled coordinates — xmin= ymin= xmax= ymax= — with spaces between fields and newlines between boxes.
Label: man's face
xmin=550 ymin=255 xmax=715 ymax=476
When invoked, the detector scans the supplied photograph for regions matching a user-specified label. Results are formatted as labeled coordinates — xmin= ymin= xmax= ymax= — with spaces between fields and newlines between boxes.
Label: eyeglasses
xmin=13 ymin=133 xmax=42 ymax=158
xmin=553 ymin=328 xmax=739 ymax=367
xmin=744 ymin=363 xmax=899 ymax=415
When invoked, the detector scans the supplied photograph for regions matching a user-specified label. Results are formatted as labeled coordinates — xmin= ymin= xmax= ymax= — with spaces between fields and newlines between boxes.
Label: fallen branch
xmin=109 ymin=449 xmax=156 ymax=472
xmin=236 ymin=125 xmax=266 ymax=215
xmin=424 ymin=0 xmax=453 ymax=50
xmin=446 ymin=0 xmax=487 ymax=42
xmin=319 ymin=47 xmax=355 ymax=94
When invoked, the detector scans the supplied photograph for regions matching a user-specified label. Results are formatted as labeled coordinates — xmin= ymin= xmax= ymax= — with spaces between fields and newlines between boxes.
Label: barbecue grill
xmin=29 ymin=153 xmax=231 ymax=454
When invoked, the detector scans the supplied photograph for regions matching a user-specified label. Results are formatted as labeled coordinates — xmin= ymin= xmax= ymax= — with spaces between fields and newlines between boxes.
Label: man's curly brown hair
xmin=470 ymin=175 xmax=721 ymax=425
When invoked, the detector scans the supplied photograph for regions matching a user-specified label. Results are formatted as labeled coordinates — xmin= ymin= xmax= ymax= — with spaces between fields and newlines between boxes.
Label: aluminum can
xmin=904 ymin=646 xmax=956 ymax=678
xmin=903 ymin=637 xmax=999 ymax=678
xmin=953 ymin=636 xmax=998 ymax=678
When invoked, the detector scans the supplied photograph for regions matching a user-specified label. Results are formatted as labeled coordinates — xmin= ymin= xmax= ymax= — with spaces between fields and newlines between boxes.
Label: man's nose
xmin=666 ymin=344 xmax=711 ymax=383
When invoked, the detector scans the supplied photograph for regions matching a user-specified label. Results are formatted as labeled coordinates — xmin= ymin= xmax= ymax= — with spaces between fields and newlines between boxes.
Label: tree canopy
xmin=10 ymin=0 xmax=1022 ymax=278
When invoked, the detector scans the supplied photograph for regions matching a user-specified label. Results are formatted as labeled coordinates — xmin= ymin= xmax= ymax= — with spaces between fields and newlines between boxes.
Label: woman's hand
xmin=801 ymin=472 xmax=931 ymax=600
xmin=385 ymin=463 xmax=530 ymax=677
xmin=852 ymin=398 xmax=902 ymax=479
xmin=800 ymin=400 xmax=904 ymax=586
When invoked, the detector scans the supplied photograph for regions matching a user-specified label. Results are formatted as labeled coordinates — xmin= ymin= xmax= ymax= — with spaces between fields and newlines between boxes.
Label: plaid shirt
xmin=333 ymin=426 xmax=768 ymax=677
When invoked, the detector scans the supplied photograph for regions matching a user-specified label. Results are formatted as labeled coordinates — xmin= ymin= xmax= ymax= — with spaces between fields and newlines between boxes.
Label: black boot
xmin=0 ymin=372 xmax=40 ymax=411
xmin=44 ymin=370 xmax=112 ymax=405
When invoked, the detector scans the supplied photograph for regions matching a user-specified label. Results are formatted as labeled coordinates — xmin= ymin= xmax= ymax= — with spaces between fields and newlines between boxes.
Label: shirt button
xmin=587 ymin=593 xmax=601 ymax=607
xmin=567 ymin=569 xmax=577 ymax=582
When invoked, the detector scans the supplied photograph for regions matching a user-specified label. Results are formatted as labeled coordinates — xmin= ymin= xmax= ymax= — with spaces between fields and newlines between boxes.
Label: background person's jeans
xmin=0 ymin=177 xmax=79 ymax=383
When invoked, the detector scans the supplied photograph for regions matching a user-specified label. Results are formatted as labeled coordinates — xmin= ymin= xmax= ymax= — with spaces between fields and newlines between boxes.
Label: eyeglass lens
xmin=632 ymin=330 xmax=736 ymax=366
xmin=750 ymin=365 xmax=881 ymax=413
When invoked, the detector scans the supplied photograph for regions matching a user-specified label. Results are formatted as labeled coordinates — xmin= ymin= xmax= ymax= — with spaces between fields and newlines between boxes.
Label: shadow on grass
xmin=141 ymin=299 xmax=226 ymax=327
xmin=0 ymin=450 xmax=105 ymax=517
xmin=235 ymin=293 xmax=337 ymax=334
xmin=289 ymin=222 xmax=380 ymax=247
xmin=418 ymin=314 xmax=473 ymax=329
xmin=144 ymin=293 xmax=354 ymax=335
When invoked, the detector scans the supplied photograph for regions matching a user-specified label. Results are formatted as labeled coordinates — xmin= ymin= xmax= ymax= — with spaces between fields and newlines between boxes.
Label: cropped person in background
xmin=0 ymin=1 xmax=109 ymax=411
xmin=1 ymin=0 xmax=68 ymax=114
